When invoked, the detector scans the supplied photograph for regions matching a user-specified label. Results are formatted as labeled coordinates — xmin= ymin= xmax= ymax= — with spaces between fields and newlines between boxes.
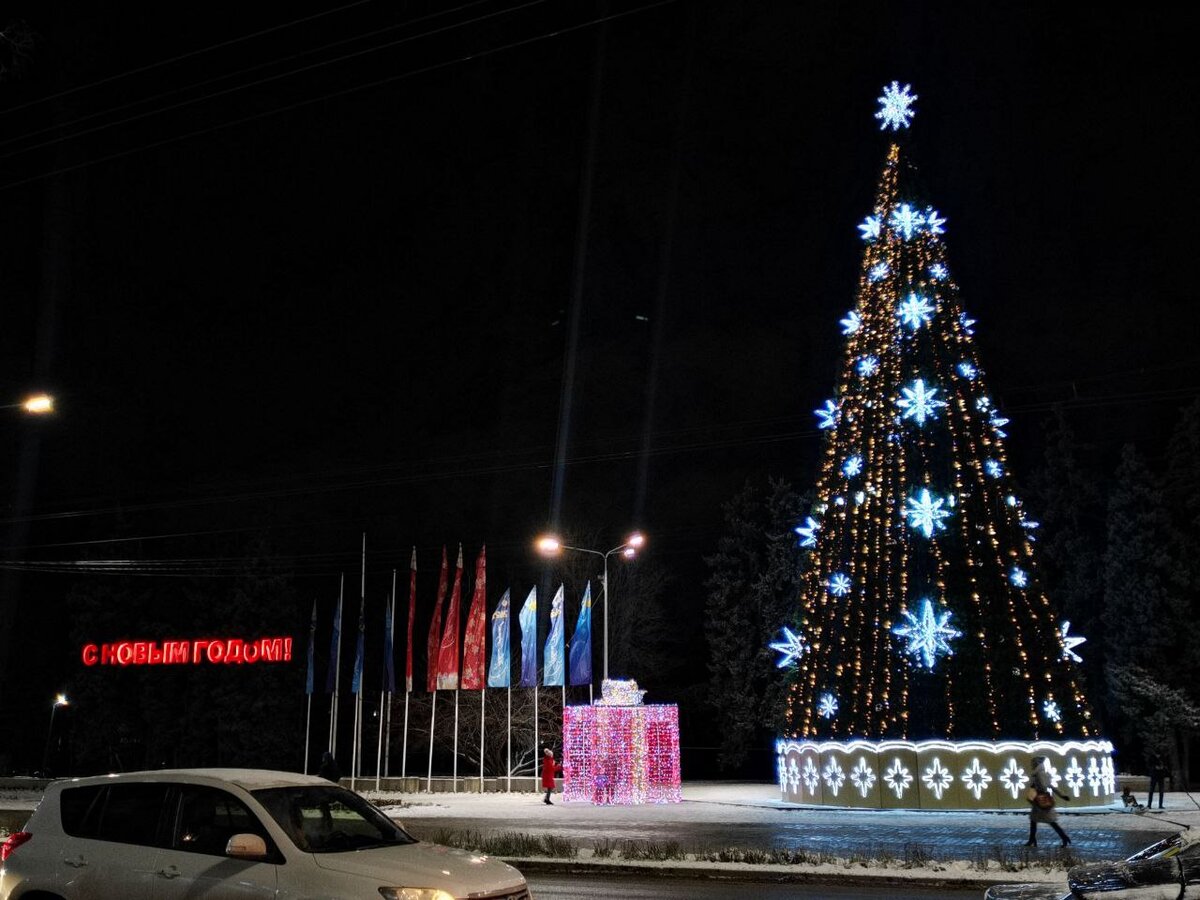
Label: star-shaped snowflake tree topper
xmin=875 ymin=81 xmax=917 ymax=131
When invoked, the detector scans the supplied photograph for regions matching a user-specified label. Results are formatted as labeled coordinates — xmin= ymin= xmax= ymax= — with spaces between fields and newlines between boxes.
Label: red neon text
xmin=81 ymin=637 xmax=293 ymax=667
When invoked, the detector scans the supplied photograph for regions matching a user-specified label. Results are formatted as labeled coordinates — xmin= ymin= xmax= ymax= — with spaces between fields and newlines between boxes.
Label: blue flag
xmin=543 ymin=585 xmax=565 ymax=687
xmin=488 ymin=589 xmax=511 ymax=688
xmin=382 ymin=596 xmax=396 ymax=693
xmin=518 ymin=587 xmax=538 ymax=687
xmin=351 ymin=597 xmax=366 ymax=695
xmin=306 ymin=599 xmax=317 ymax=695
xmin=324 ymin=590 xmax=343 ymax=694
xmin=568 ymin=581 xmax=593 ymax=686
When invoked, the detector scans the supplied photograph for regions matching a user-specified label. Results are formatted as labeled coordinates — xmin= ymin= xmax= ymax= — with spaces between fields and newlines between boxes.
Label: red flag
xmin=426 ymin=547 xmax=448 ymax=692
xmin=460 ymin=546 xmax=488 ymax=690
xmin=405 ymin=547 xmax=417 ymax=692
xmin=436 ymin=544 xmax=464 ymax=690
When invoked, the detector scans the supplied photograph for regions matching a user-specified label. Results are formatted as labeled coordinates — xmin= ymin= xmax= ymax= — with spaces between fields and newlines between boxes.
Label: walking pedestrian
xmin=541 ymin=747 xmax=562 ymax=805
xmin=1025 ymin=756 xmax=1071 ymax=848
xmin=1147 ymin=753 xmax=1168 ymax=810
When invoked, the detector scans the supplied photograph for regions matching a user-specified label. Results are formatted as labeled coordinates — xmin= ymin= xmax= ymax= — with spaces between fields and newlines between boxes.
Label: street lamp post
xmin=535 ymin=532 xmax=644 ymax=682
xmin=42 ymin=694 xmax=68 ymax=775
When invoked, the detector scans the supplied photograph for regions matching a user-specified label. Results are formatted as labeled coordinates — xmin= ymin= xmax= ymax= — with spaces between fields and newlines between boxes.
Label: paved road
xmin=525 ymin=873 xmax=984 ymax=899
xmin=405 ymin=813 xmax=1169 ymax=862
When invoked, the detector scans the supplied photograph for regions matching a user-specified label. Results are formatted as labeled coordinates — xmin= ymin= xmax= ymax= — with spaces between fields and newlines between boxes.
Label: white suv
xmin=0 ymin=768 xmax=530 ymax=900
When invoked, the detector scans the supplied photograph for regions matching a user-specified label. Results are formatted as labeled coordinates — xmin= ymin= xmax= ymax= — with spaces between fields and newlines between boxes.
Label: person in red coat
xmin=541 ymin=747 xmax=562 ymax=805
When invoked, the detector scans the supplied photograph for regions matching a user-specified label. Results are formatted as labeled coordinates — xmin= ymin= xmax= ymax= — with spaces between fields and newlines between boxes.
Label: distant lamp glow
xmin=621 ymin=547 xmax=636 ymax=559
xmin=23 ymin=394 xmax=55 ymax=414
xmin=54 ymin=694 xmax=68 ymax=707
xmin=627 ymin=532 xmax=645 ymax=549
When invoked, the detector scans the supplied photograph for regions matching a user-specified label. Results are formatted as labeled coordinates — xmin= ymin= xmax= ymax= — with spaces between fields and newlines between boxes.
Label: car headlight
xmin=378 ymin=889 xmax=455 ymax=900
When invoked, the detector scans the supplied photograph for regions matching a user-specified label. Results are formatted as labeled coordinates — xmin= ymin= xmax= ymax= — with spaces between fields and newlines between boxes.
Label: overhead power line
xmin=0 ymin=0 xmax=677 ymax=194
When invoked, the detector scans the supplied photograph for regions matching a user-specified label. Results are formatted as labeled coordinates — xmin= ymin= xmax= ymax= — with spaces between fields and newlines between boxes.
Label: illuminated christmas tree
xmin=774 ymin=84 xmax=1114 ymax=809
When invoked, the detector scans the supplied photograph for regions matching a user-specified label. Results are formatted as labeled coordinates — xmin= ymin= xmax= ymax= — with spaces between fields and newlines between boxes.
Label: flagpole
xmin=453 ymin=689 xmax=459 ymax=793
xmin=480 ymin=688 xmax=485 ymax=791
xmin=533 ymin=686 xmax=538 ymax=792
xmin=427 ymin=690 xmax=436 ymax=792
xmin=353 ymin=534 xmax=366 ymax=789
xmin=401 ymin=690 xmax=410 ymax=779
xmin=374 ymin=580 xmax=393 ymax=792
xmin=506 ymin=684 xmax=511 ymax=792
xmin=304 ymin=693 xmax=312 ymax=774
xmin=384 ymin=569 xmax=397 ymax=779
xmin=329 ymin=574 xmax=345 ymax=759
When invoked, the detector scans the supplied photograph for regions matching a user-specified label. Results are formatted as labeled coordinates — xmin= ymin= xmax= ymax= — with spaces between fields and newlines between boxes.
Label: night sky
xmin=1 ymin=2 xmax=1197 ymax=765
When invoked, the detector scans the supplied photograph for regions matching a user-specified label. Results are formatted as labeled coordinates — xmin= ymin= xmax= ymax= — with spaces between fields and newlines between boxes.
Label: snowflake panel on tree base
xmin=776 ymin=738 xmax=1116 ymax=810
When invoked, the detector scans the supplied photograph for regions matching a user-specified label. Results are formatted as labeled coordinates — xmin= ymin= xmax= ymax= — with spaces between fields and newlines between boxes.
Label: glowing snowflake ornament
xmin=794 ymin=516 xmax=820 ymax=548
xmin=957 ymin=361 xmax=976 ymax=378
xmin=850 ymin=757 xmax=877 ymax=798
xmin=922 ymin=758 xmax=954 ymax=800
xmin=959 ymin=312 xmax=976 ymax=335
xmin=822 ymin=757 xmax=847 ymax=796
xmin=893 ymin=598 xmax=961 ymax=670
xmin=869 ymin=261 xmax=890 ymax=281
xmin=815 ymin=400 xmax=839 ymax=430
xmin=769 ymin=627 xmax=808 ymax=668
xmin=817 ymin=692 xmax=839 ymax=719
xmin=929 ymin=262 xmax=949 ymax=281
xmin=924 ymin=207 xmax=946 ymax=235
xmin=828 ymin=572 xmax=852 ymax=597
xmin=857 ymin=355 xmax=880 ymax=377
xmin=1010 ymin=567 xmax=1028 ymax=588
xmin=1043 ymin=698 xmax=1062 ymax=723
xmin=884 ymin=758 xmax=913 ymax=799
xmin=898 ymin=293 xmax=936 ymax=329
xmin=858 ymin=215 xmax=882 ymax=241
xmin=961 ymin=758 xmax=993 ymax=801
xmin=890 ymin=203 xmax=926 ymax=240
xmin=840 ymin=310 xmax=862 ymax=335
xmin=875 ymin=81 xmax=917 ymax=131
xmin=904 ymin=488 xmax=951 ymax=537
xmin=802 ymin=759 xmax=821 ymax=795
xmin=1060 ymin=621 xmax=1087 ymax=664
xmin=843 ymin=455 xmax=864 ymax=477
xmin=999 ymin=758 xmax=1028 ymax=800
xmin=984 ymin=459 xmax=1002 ymax=478
xmin=896 ymin=378 xmax=947 ymax=426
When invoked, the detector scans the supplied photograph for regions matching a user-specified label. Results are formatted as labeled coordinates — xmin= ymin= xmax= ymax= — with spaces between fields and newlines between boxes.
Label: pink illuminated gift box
xmin=562 ymin=679 xmax=681 ymax=805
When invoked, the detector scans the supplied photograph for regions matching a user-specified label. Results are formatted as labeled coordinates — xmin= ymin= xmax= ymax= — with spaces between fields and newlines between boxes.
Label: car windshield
xmin=253 ymin=785 xmax=416 ymax=853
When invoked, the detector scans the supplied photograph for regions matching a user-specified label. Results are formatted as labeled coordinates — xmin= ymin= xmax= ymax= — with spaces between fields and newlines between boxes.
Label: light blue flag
xmin=543 ymin=585 xmax=565 ymax=687
xmin=518 ymin=587 xmax=538 ymax=687
xmin=487 ymin=589 xmax=511 ymax=688
xmin=568 ymin=581 xmax=592 ymax=686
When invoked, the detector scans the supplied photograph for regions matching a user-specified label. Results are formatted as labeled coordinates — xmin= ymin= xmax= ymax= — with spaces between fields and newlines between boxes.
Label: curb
xmin=496 ymin=856 xmax=1038 ymax=890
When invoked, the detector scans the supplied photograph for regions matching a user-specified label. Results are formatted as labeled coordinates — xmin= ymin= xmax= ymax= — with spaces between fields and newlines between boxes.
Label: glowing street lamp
xmin=42 ymin=694 xmax=69 ymax=775
xmin=2 ymin=393 xmax=55 ymax=415
xmin=535 ymin=531 xmax=645 ymax=681
xmin=22 ymin=394 xmax=54 ymax=415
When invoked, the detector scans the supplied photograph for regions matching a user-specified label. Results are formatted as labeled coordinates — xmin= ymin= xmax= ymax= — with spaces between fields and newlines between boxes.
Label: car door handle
xmin=157 ymin=864 xmax=182 ymax=879
xmin=63 ymin=855 xmax=88 ymax=868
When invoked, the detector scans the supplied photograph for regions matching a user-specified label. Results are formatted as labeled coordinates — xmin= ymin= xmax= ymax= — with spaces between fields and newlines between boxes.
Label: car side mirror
xmin=226 ymin=833 xmax=269 ymax=860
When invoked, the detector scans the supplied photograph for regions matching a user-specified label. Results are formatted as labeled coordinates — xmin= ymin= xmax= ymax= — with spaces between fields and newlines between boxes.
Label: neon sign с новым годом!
xmin=81 ymin=637 xmax=294 ymax=666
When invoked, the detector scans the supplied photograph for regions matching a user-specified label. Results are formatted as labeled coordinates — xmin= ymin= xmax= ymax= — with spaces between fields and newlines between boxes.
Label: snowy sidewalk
xmin=370 ymin=782 xmax=1198 ymax=863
